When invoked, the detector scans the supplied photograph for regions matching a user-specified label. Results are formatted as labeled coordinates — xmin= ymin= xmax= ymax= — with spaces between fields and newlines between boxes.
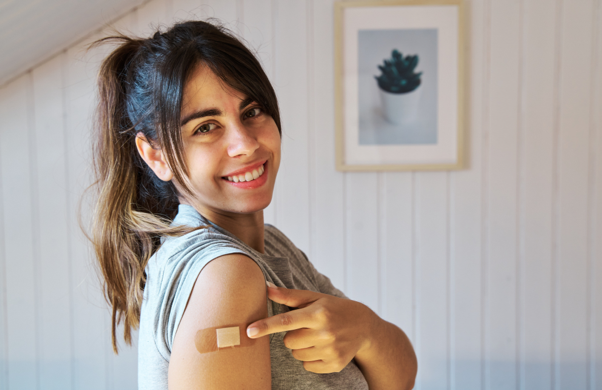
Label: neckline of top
xmin=172 ymin=204 xmax=286 ymax=261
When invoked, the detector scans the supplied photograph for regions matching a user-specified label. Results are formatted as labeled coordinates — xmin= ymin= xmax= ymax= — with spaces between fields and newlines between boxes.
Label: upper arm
xmin=168 ymin=254 xmax=271 ymax=389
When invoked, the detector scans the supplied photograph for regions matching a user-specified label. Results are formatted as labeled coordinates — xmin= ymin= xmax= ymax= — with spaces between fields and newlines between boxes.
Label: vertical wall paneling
xmin=487 ymin=0 xmax=521 ymax=388
xmin=242 ymin=0 xmax=277 ymax=226
xmin=556 ymin=0 xmax=595 ymax=388
xmin=451 ymin=0 xmax=484 ymax=388
xmin=65 ymin=39 xmax=107 ymax=390
xmin=521 ymin=0 xmax=557 ymax=389
xmin=594 ymin=2 xmax=602 ymax=388
xmin=594 ymin=2 xmax=602 ymax=387
xmin=589 ymin=2 xmax=602 ymax=387
xmin=273 ymin=0 xmax=311 ymax=254
xmin=345 ymin=173 xmax=379 ymax=310
xmin=380 ymin=172 xmax=414 ymax=337
xmin=0 ymin=75 xmax=38 ymax=389
xmin=415 ymin=172 xmax=449 ymax=390
xmin=0 ymin=1 xmax=600 ymax=388
xmin=0 ymin=67 xmax=7 ymax=390
xmin=307 ymin=0 xmax=346 ymax=289
xmin=32 ymin=55 xmax=73 ymax=390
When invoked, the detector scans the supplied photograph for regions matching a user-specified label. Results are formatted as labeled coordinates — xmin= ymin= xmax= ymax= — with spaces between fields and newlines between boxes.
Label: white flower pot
xmin=378 ymin=86 xmax=422 ymax=125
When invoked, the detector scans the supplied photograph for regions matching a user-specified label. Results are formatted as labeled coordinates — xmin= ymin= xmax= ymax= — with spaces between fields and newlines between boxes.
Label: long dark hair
xmin=91 ymin=20 xmax=281 ymax=353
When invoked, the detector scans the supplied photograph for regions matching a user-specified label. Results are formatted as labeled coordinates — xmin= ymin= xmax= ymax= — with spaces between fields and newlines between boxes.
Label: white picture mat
xmin=343 ymin=5 xmax=459 ymax=165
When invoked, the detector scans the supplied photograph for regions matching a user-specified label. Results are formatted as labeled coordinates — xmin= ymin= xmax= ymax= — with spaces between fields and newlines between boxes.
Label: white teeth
xmin=226 ymin=164 xmax=266 ymax=183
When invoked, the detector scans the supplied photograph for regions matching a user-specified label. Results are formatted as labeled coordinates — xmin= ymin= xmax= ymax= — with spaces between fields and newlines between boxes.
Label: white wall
xmin=0 ymin=0 xmax=600 ymax=389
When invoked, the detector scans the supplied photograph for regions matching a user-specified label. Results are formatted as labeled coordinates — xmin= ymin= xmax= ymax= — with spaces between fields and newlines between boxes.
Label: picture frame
xmin=334 ymin=0 xmax=465 ymax=171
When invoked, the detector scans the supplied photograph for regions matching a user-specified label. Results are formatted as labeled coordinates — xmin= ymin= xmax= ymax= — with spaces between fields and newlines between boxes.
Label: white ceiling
xmin=0 ymin=0 xmax=147 ymax=87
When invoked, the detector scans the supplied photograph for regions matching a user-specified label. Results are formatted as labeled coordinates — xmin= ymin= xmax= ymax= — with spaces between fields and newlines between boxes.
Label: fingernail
xmin=266 ymin=281 xmax=277 ymax=288
xmin=247 ymin=327 xmax=259 ymax=338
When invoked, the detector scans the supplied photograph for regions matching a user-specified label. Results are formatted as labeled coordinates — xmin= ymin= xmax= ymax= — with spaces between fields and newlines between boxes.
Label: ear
xmin=135 ymin=133 xmax=174 ymax=181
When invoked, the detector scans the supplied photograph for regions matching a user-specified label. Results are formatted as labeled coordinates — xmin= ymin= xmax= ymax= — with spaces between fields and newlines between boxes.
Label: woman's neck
xmin=183 ymin=202 xmax=266 ymax=253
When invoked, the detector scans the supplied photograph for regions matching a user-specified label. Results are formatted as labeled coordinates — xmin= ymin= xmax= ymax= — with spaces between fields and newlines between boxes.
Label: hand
xmin=246 ymin=284 xmax=379 ymax=373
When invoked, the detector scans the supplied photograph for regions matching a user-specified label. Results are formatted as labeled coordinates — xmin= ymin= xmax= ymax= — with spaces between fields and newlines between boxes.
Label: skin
xmin=136 ymin=63 xmax=417 ymax=389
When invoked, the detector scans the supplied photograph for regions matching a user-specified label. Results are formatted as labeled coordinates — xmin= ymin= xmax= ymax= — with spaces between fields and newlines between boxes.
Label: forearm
xmin=354 ymin=314 xmax=417 ymax=390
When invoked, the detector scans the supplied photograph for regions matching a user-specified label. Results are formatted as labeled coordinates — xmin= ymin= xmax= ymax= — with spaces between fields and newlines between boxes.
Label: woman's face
xmin=176 ymin=64 xmax=281 ymax=219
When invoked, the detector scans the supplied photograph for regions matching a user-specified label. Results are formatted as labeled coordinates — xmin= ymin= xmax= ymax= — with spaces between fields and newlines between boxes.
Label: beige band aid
xmin=194 ymin=324 xmax=257 ymax=354
xmin=216 ymin=326 xmax=240 ymax=348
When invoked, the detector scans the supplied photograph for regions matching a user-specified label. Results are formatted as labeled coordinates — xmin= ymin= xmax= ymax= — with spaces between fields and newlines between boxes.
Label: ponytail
xmin=90 ymin=21 xmax=281 ymax=353
xmin=92 ymin=36 xmax=197 ymax=353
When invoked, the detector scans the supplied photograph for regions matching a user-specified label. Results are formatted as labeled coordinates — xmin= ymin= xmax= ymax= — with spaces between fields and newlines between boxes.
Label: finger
xmin=283 ymin=328 xmax=318 ymax=350
xmin=302 ymin=360 xmax=335 ymax=374
xmin=291 ymin=346 xmax=321 ymax=362
xmin=247 ymin=307 xmax=314 ymax=338
xmin=303 ymin=359 xmax=349 ymax=374
xmin=267 ymin=285 xmax=323 ymax=308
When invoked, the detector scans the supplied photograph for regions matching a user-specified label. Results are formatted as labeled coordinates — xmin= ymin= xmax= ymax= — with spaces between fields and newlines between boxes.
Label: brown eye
xmin=244 ymin=107 xmax=262 ymax=119
xmin=195 ymin=123 xmax=216 ymax=134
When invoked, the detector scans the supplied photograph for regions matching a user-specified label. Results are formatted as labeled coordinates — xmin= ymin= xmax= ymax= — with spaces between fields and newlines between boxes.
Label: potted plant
xmin=375 ymin=49 xmax=423 ymax=125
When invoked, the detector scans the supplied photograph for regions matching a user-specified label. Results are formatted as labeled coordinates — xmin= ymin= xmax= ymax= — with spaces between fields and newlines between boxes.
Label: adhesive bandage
xmin=216 ymin=326 xmax=240 ymax=348
xmin=195 ymin=324 xmax=255 ymax=354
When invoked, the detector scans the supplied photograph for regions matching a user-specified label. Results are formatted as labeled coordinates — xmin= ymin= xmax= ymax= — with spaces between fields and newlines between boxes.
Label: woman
xmin=91 ymin=20 xmax=417 ymax=389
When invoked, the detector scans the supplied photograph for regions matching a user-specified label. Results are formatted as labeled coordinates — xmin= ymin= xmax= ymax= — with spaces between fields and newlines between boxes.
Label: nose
xmin=226 ymin=119 xmax=260 ymax=157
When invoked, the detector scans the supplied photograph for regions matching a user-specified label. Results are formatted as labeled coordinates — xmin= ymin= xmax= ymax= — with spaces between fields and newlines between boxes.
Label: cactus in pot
xmin=375 ymin=49 xmax=423 ymax=124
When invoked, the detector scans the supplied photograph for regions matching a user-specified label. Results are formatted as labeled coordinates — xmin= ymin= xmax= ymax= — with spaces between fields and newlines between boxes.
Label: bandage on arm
xmin=194 ymin=324 xmax=257 ymax=353
xmin=168 ymin=254 xmax=271 ymax=390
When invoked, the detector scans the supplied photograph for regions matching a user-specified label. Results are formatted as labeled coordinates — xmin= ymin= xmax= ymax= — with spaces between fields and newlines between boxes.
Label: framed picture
xmin=334 ymin=0 xmax=465 ymax=171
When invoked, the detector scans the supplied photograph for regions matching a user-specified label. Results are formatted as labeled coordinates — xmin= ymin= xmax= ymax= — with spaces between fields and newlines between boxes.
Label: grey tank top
xmin=137 ymin=204 xmax=368 ymax=389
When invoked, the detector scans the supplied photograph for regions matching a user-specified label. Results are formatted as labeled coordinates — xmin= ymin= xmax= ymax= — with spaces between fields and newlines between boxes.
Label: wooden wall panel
xmin=556 ymin=0 xmax=596 ymax=388
xmin=521 ymin=0 xmax=557 ymax=389
xmin=0 ymin=75 xmax=38 ymax=389
xmin=345 ymin=173 xmax=379 ymax=308
xmin=273 ymin=0 xmax=311 ymax=254
xmin=0 ymin=1 xmax=599 ymax=388
xmin=308 ymin=0 xmax=346 ymax=290
xmin=486 ymin=0 xmax=521 ymax=388
xmin=415 ymin=172 xmax=449 ymax=390
xmin=32 ymin=55 xmax=73 ymax=390
xmin=0 ymin=78 xmax=7 ymax=390
xmin=589 ymin=1 xmax=602 ymax=390
xmin=450 ymin=0 xmax=484 ymax=389
xmin=594 ymin=1 xmax=602 ymax=388
xmin=380 ymin=172 xmax=414 ymax=337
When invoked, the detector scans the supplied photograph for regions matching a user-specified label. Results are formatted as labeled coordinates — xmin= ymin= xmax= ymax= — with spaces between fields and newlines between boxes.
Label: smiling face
xmin=176 ymin=64 xmax=281 ymax=221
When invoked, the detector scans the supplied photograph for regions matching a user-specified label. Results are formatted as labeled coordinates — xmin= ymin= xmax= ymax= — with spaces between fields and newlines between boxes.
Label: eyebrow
xmin=180 ymin=97 xmax=255 ymax=126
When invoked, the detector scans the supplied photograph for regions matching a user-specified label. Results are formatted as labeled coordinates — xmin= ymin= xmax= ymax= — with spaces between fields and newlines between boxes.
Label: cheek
xmin=185 ymin=147 xmax=220 ymax=184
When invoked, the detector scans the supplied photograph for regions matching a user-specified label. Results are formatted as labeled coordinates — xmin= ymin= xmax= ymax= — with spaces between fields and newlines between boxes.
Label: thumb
xmin=266 ymin=284 xmax=322 ymax=308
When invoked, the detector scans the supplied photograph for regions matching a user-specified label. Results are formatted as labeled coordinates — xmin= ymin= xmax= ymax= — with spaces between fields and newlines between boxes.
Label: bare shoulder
xmin=168 ymin=253 xmax=271 ymax=390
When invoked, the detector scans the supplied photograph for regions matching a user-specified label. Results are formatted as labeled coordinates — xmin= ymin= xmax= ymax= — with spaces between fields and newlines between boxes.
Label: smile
xmin=225 ymin=164 xmax=265 ymax=183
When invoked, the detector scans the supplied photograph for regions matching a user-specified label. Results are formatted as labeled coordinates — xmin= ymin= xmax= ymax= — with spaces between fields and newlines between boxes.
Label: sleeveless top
xmin=137 ymin=204 xmax=369 ymax=389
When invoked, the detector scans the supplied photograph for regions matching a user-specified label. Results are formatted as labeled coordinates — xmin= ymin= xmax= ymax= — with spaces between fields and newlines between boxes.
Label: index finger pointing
xmin=247 ymin=309 xmax=312 ymax=338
